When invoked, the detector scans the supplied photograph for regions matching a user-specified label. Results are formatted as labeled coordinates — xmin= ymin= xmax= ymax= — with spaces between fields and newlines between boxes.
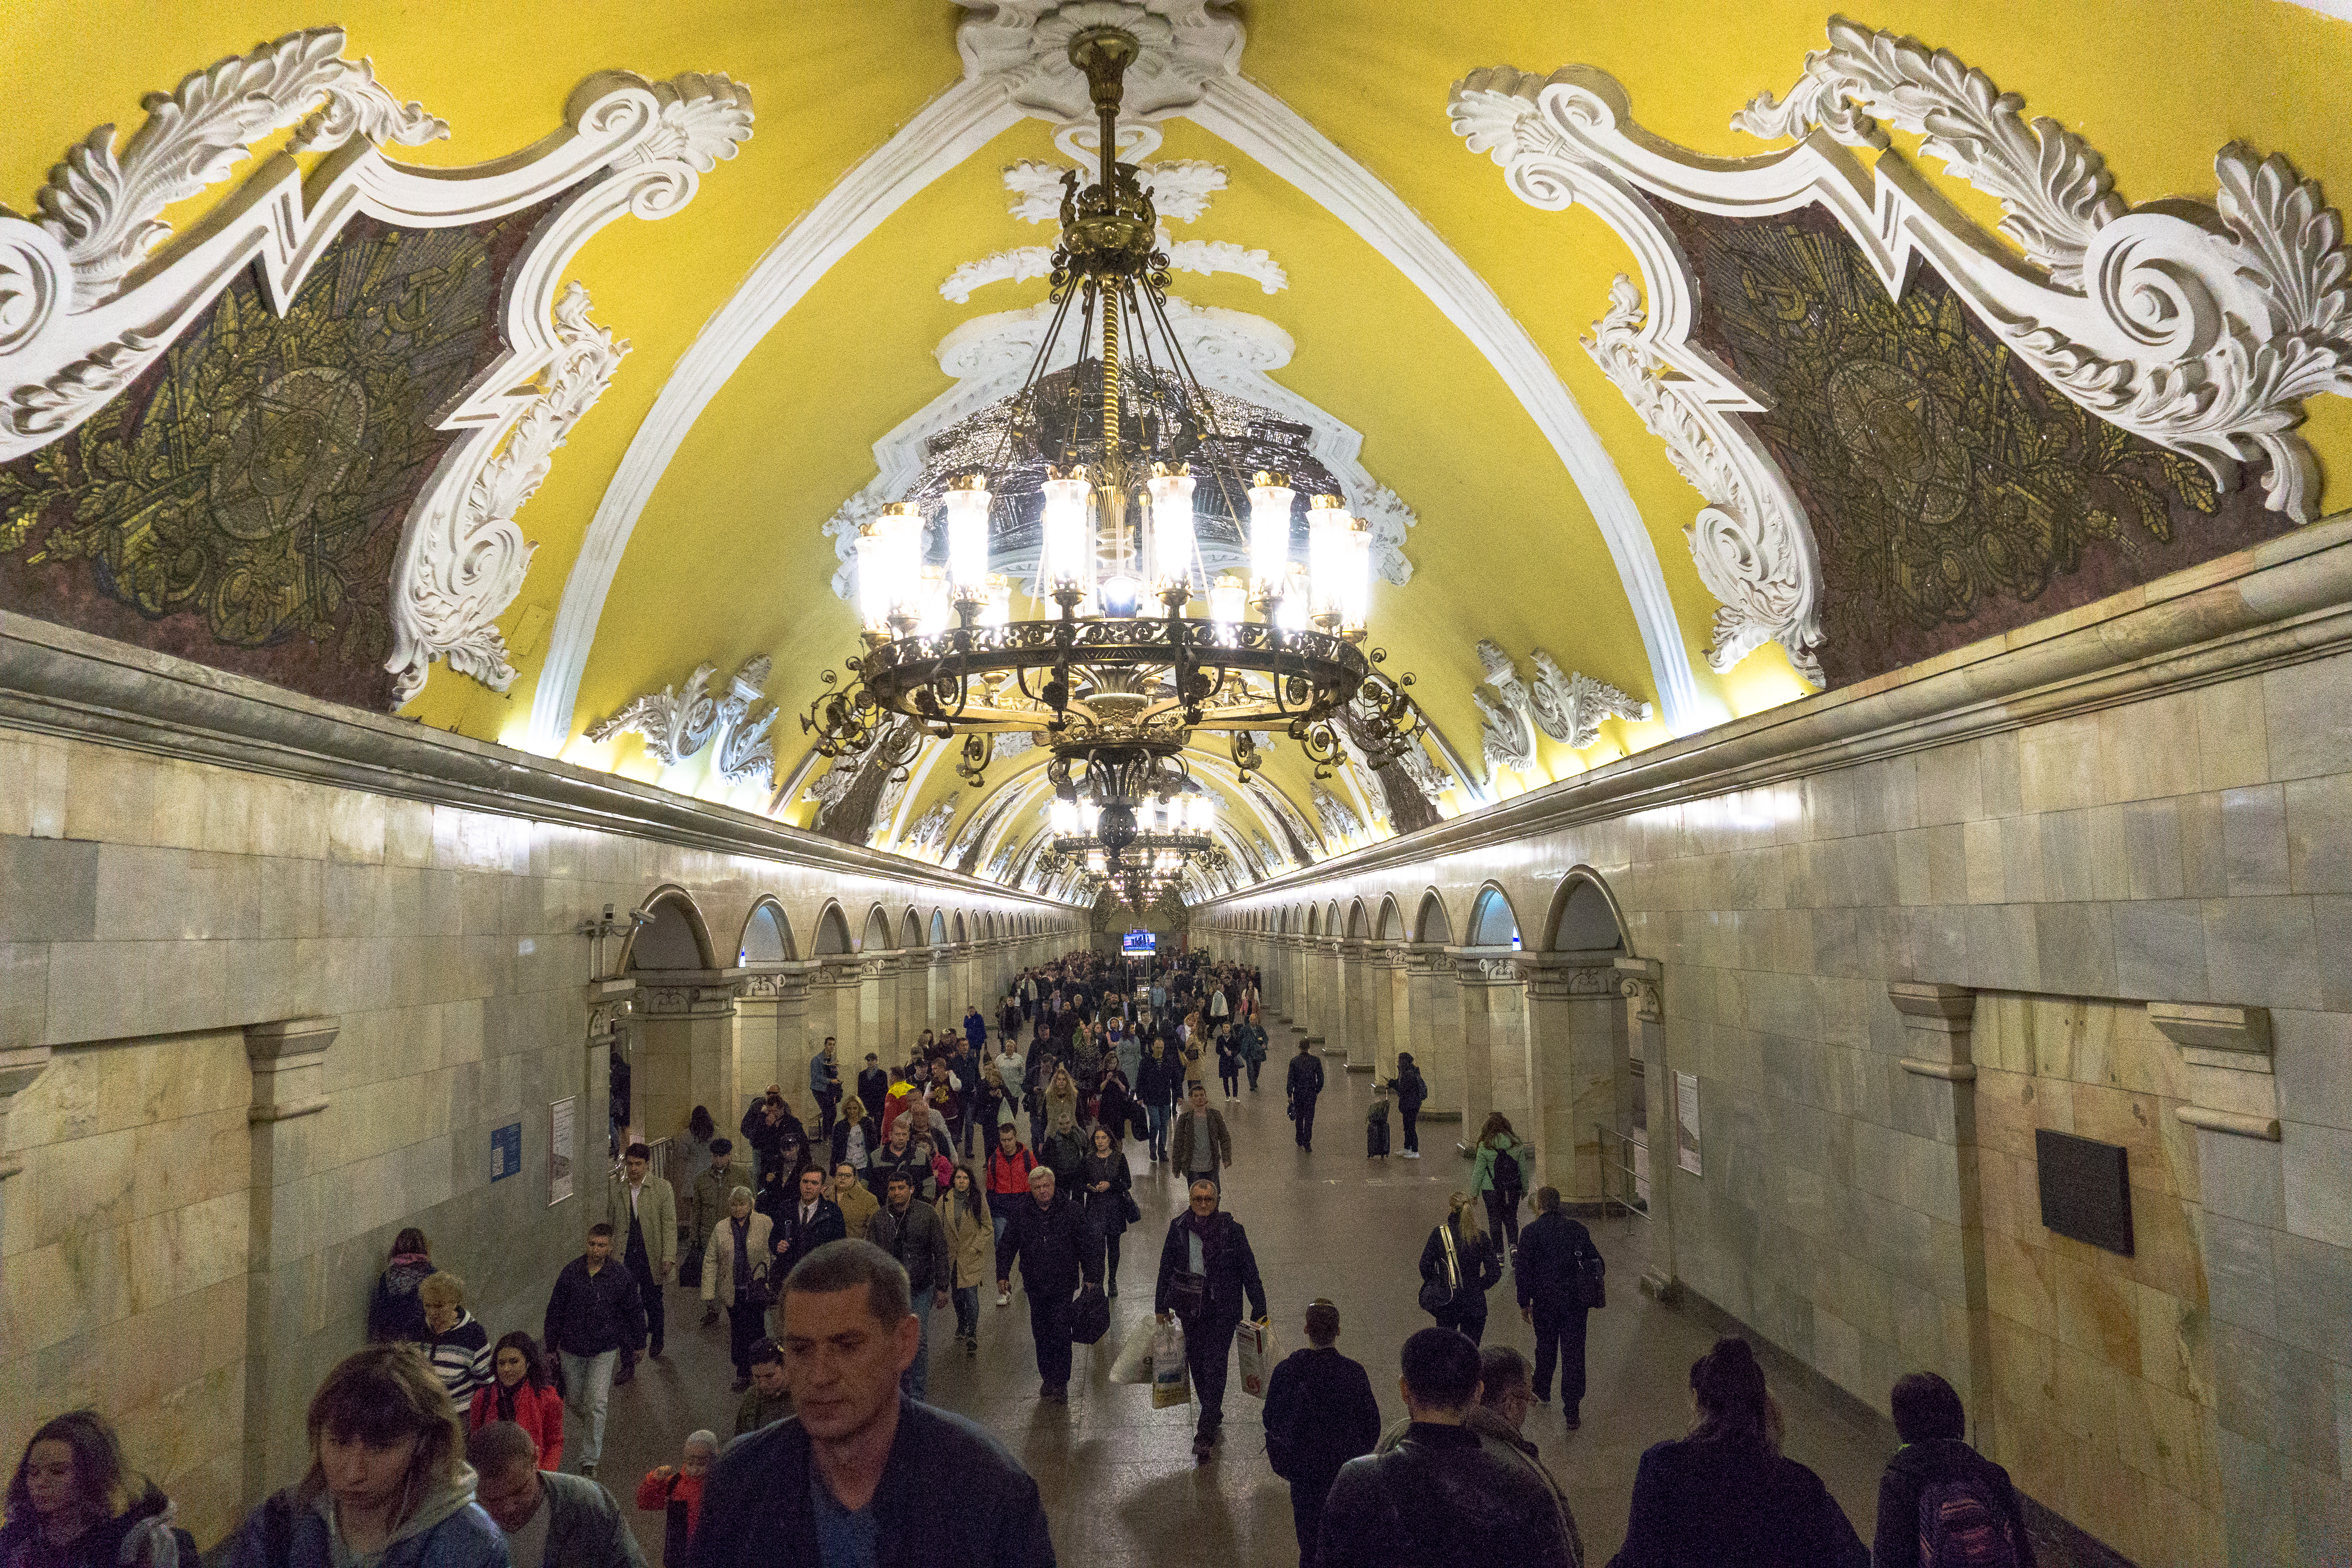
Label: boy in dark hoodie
xmin=1873 ymin=1370 xmax=2034 ymax=1568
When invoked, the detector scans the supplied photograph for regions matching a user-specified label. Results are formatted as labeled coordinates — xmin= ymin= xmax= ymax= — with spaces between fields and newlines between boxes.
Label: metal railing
xmin=1593 ymin=1123 xmax=1650 ymax=1223
xmin=610 ymin=1134 xmax=673 ymax=1186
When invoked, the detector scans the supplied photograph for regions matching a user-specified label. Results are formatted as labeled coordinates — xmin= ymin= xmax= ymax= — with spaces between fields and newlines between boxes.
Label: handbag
xmin=1576 ymin=1247 xmax=1607 ymax=1311
xmin=1417 ymin=1221 xmax=1461 ymax=1314
xmin=1071 ymin=1285 xmax=1111 ymax=1345
xmin=1168 ymin=1267 xmax=1208 ymax=1317
xmin=1122 ymin=1191 xmax=1143 ymax=1226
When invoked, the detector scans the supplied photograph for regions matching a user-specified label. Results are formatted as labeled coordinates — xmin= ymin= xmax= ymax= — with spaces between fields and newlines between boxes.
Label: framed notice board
xmin=490 ymin=1121 xmax=522 ymax=1183
xmin=2035 ymin=1128 xmax=2133 ymax=1254
xmin=549 ymin=1097 xmax=576 ymax=1207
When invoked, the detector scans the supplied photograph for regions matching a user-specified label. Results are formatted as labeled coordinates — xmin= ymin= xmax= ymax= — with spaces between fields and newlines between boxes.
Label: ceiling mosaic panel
xmin=0 ymin=207 xmax=549 ymax=707
xmin=1661 ymin=204 xmax=2296 ymax=688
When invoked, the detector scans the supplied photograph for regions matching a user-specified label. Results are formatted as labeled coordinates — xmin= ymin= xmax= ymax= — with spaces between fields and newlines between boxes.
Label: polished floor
xmin=555 ymin=1063 xmax=1892 ymax=1566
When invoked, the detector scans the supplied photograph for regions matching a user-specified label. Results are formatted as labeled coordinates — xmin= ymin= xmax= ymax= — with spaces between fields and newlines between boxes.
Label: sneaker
xmin=1107 ymin=1284 xmax=1118 ymax=1298
xmin=1403 ymin=1150 xmax=1421 ymax=1159
xmin=965 ymin=1336 xmax=977 ymax=1359
xmin=997 ymin=1290 xmax=1010 ymax=1307
xmin=1565 ymin=1410 xmax=1581 ymax=1430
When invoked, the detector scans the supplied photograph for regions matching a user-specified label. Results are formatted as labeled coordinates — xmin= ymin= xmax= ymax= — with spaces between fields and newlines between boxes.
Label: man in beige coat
xmin=610 ymin=1142 xmax=677 ymax=1381
xmin=832 ymin=1160 xmax=880 ymax=1240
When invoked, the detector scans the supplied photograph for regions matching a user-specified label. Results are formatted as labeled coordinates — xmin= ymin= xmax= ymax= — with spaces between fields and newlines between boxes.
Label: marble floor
xmin=550 ymin=1062 xmax=1893 ymax=1566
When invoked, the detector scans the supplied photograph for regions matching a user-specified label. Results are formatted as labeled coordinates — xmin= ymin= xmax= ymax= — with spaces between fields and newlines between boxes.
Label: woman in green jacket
xmin=1468 ymin=1112 xmax=1535 ymax=1258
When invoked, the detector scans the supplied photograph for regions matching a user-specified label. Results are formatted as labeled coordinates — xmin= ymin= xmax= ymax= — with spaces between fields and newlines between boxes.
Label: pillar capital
xmin=245 ymin=1015 xmax=340 ymax=1124
xmin=1613 ymin=956 xmax=1663 ymax=1022
xmin=1523 ymin=951 xmax=1621 ymax=1001
xmin=635 ymin=969 xmax=744 ymax=1019
xmin=1454 ymin=951 xmax=1525 ymax=986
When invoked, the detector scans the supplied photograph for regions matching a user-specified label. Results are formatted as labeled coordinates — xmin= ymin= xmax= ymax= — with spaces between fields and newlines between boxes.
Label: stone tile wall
xmin=0 ymin=727 xmax=1069 ymax=1547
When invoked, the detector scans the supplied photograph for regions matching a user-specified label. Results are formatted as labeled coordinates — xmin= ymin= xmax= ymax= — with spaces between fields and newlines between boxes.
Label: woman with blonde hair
xmin=1416 ymin=1191 xmax=1504 ymax=1345
xmin=700 ymin=1184 xmax=774 ymax=1392
xmin=231 ymin=1343 xmax=505 ymax=1568
xmin=3 ymin=1410 xmax=189 ymax=1567
xmin=827 ymin=1094 xmax=871 ymax=1174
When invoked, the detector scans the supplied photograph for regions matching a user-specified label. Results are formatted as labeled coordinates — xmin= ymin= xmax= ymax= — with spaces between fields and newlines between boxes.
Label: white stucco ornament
xmin=0 ymin=28 xmax=755 ymax=709
xmin=586 ymin=655 xmax=774 ymax=780
xmin=956 ymin=1 xmax=1243 ymax=123
xmin=1474 ymin=641 xmax=1648 ymax=780
xmin=1450 ymin=18 xmax=2352 ymax=681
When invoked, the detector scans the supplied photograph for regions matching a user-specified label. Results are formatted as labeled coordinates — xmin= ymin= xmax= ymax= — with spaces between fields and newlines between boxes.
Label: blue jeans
xmin=557 ymin=1349 xmax=616 ymax=1470
xmin=905 ymin=1287 xmax=935 ymax=1402
xmin=1147 ymin=1103 xmax=1170 ymax=1160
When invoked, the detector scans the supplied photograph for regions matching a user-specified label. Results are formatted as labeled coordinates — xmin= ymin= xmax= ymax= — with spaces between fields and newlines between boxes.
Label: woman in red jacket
xmin=466 ymin=1331 xmax=564 ymax=1470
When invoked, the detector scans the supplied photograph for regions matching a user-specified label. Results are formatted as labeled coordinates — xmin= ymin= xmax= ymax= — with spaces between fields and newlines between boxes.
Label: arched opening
xmin=929 ymin=908 xmax=947 ymax=945
xmin=738 ymin=899 xmax=794 ymax=965
xmin=1307 ymin=906 xmax=1321 ymax=935
xmin=625 ymin=887 xmax=714 ymax=971
xmin=1345 ymin=898 xmax=1368 ymax=938
xmin=861 ymin=905 xmax=894 ymax=952
xmin=1414 ymin=890 xmax=1454 ymax=945
xmin=1546 ymin=872 xmax=1628 ymax=954
xmin=1324 ymin=899 xmax=1342 ymax=936
xmin=953 ymin=911 xmax=968 ymax=944
xmin=1377 ymin=895 xmax=1405 ymax=940
xmin=1468 ymin=885 xmax=1521 ymax=949
xmin=811 ymin=902 xmax=853 ymax=956
xmin=899 ymin=907 xmax=922 ymax=948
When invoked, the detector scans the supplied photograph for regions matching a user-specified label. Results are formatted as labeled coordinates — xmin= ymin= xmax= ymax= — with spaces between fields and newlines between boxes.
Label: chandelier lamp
xmin=800 ymin=24 xmax=1419 ymax=853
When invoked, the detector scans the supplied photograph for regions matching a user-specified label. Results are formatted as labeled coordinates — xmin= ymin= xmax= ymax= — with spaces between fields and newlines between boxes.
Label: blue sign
xmin=490 ymin=1121 xmax=523 ymax=1183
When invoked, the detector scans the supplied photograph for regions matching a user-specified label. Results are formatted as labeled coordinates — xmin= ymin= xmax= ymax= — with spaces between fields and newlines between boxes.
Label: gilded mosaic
xmin=1662 ymin=206 xmax=2292 ymax=686
xmin=0 ymin=209 xmax=544 ymax=707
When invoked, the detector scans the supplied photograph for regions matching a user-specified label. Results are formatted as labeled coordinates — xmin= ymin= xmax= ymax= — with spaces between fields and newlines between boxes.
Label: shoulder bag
xmin=1417 ymin=1222 xmax=1460 ymax=1314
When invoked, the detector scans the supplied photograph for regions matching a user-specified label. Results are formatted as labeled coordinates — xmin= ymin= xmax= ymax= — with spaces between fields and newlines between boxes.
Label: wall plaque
xmin=2034 ymin=1128 xmax=2134 ymax=1255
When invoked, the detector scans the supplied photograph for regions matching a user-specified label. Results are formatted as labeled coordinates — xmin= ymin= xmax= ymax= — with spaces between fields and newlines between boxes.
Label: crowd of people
xmin=4 ymin=946 xmax=2037 ymax=1568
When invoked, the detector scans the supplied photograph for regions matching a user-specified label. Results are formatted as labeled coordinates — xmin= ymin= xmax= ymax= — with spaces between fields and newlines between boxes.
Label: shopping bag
xmin=1151 ymin=1318 xmax=1191 ymax=1408
xmin=1235 ymin=1319 xmax=1271 ymax=1400
xmin=1108 ymin=1320 xmax=1156 ymax=1384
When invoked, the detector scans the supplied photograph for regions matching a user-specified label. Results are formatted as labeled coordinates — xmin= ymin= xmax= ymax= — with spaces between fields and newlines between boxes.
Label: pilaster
xmin=1615 ymin=955 xmax=1675 ymax=1298
xmin=241 ymin=1014 xmax=340 ymax=1510
xmin=1887 ymin=982 xmax=1993 ymax=1452
xmin=633 ymin=969 xmax=742 ymax=1147
xmin=1524 ymin=951 xmax=1623 ymax=1200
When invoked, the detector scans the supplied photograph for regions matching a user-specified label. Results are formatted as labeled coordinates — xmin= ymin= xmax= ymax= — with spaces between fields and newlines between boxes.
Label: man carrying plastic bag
xmin=1152 ymin=1178 xmax=1269 ymax=1459
xmin=1151 ymin=1317 xmax=1190 ymax=1409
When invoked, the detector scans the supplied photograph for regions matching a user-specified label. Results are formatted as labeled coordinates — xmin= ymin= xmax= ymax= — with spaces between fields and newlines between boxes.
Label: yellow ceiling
xmin=14 ymin=0 xmax=2352 ymax=889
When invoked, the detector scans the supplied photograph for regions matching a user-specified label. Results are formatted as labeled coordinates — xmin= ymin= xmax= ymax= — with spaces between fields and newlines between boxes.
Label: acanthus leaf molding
xmin=1528 ymin=650 xmax=1650 ymax=751
xmin=0 ymin=31 xmax=755 ymax=710
xmin=586 ymin=655 xmax=775 ymax=779
xmin=1450 ymin=20 xmax=2352 ymax=688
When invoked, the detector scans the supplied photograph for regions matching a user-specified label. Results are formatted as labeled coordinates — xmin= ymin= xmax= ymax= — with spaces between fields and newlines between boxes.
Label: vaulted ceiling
xmin=11 ymin=0 xmax=2350 ymax=900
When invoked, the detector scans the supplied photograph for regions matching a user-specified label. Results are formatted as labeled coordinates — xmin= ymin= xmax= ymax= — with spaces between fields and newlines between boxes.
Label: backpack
xmin=1492 ymin=1138 xmax=1524 ymax=1198
xmin=1918 ymin=1475 xmax=2024 ymax=1568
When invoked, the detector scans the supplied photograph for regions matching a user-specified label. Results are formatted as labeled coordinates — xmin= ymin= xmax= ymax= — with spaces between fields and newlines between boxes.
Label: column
xmin=242 ymin=1015 xmax=340 ymax=1507
xmin=1454 ymin=955 xmax=1530 ymax=1135
xmin=812 ymin=958 xmax=865 ymax=1084
xmin=1369 ymin=942 xmax=1403 ymax=1079
xmin=1886 ymin=984 xmax=1992 ymax=1452
xmin=1615 ymin=956 xmax=1675 ymax=1298
xmin=1276 ymin=937 xmax=1301 ymax=1030
xmin=1524 ymin=952 xmax=1624 ymax=1200
xmin=733 ymin=965 xmax=812 ymax=1115
xmin=633 ymin=972 xmax=742 ymax=1145
xmin=1405 ymin=945 xmax=1462 ymax=1125
xmin=1338 ymin=938 xmax=1372 ymax=1069
xmin=861 ymin=956 xmax=895 ymax=1065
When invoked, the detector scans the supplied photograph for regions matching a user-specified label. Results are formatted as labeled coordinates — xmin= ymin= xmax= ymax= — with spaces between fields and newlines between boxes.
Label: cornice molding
xmin=0 ymin=31 xmax=754 ymax=710
xmin=1199 ymin=509 xmax=2352 ymax=905
xmin=0 ymin=610 xmax=1068 ymax=908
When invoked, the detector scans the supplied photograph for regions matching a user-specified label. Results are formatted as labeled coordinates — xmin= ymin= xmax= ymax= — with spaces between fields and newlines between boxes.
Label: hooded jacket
xmin=0 ymin=1482 xmax=187 ymax=1568
xmin=230 ymin=1468 xmax=506 ymax=1568
xmin=368 ymin=1256 xmax=436 ymax=1343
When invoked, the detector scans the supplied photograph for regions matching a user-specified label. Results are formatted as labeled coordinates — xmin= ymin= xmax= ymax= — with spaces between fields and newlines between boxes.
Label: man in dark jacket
xmin=771 ymin=1167 xmax=847 ymax=1282
xmin=1154 ymin=1179 xmax=1269 ymax=1459
xmin=1874 ymin=1371 xmax=2034 ymax=1568
xmin=542 ymin=1223 xmax=646 ymax=1477
xmin=1515 ymin=1186 xmax=1605 ymax=1427
xmin=691 ymin=1240 xmax=1054 ymax=1568
xmin=867 ymin=1171 xmax=953 ymax=1403
xmin=1319 ymin=1328 xmax=1577 ymax=1568
xmin=856 ymin=1053 xmax=889 ymax=1122
xmin=469 ymin=1420 xmax=648 ymax=1568
xmin=1262 ymin=1299 xmax=1381 ymax=1567
xmin=865 ymin=1118 xmax=934 ymax=1202
xmin=1285 ymin=1038 xmax=1325 ymax=1151
xmin=993 ymin=1166 xmax=1102 ymax=1402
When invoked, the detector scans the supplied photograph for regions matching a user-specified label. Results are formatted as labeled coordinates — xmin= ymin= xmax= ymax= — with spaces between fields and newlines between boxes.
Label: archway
xmin=1467 ymin=884 xmax=1521 ymax=949
xmin=860 ymin=905 xmax=894 ymax=951
xmin=1414 ymin=889 xmax=1454 ymax=945
xmin=928 ymin=909 xmax=947 ymax=944
xmin=739 ymin=899 xmax=793 ymax=965
xmin=899 ymin=907 xmax=922 ymax=949
xmin=624 ymin=886 xmax=713 ymax=971
xmin=621 ymin=887 xmax=726 ymax=1166
xmin=1377 ymin=895 xmax=1404 ymax=940
xmin=1534 ymin=867 xmax=1640 ymax=1214
xmin=812 ymin=902 xmax=853 ymax=956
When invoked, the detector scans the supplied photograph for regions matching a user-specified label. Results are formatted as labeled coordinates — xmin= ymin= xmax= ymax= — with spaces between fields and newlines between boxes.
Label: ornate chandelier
xmin=800 ymin=23 xmax=1419 ymax=849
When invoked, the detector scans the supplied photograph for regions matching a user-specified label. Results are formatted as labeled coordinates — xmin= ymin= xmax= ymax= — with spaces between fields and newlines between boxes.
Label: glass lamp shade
xmin=1247 ymin=472 xmax=1294 ymax=592
xmin=1276 ymin=568 xmax=1311 ymax=631
xmin=943 ymin=478 xmax=991 ymax=593
xmin=1078 ymin=800 xmax=1101 ymax=835
xmin=1186 ymin=794 xmax=1214 ymax=831
xmin=854 ymin=523 xmax=893 ymax=631
xmin=1040 ymin=472 xmax=1093 ymax=590
xmin=1085 ymin=848 xmax=1107 ymax=874
xmin=1307 ymin=494 xmax=1350 ymax=617
xmin=979 ymin=577 xmax=1012 ymax=628
xmin=1099 ymin=572 xmax=1144 ymax=618
xmin=1339 ymin=518 xmax=1373 ymax=629
xmin=914 ymin=568 xmax=950 ymax=636
xmin=1050 ymin=799 xmax=1077 ymax=834
xmin=1208 ymin=575 xmax=1247 ymax=635
xmin=1147 ymin=469 xmax=1197 ymax=589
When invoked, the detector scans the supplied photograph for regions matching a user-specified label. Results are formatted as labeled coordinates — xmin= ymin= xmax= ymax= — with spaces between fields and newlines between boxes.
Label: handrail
xmin=1593 ymin=1123 xmax=1649 ymax=1222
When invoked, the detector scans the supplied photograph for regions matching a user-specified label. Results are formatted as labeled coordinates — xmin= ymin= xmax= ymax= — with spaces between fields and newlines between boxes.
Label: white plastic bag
xmin=1235 ymin=1319 xmax=1271 ymax=1399
xmin=1109 ymin=1319 xmax=1155 ymax=1384
xmin=1151 ymin=1317 xmax=1191 ymax=1408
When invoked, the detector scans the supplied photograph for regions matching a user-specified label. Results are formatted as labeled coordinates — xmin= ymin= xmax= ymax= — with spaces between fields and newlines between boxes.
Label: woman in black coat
xmin=1417 ymin=1191 xmax=1504 ymax=1345
xmin=1075 ymin=1125 xmax=1134 ymax=1294
xmin=1389 ymin=1052 xmax=1428 ymax=1157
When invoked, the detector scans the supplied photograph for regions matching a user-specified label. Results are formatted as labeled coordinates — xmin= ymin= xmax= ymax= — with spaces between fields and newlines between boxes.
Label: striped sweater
xmin=423 ymin=1311 xmax=492 ymax=1407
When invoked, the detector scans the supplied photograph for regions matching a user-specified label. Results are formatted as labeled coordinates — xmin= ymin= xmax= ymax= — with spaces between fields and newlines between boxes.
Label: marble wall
xmin=1201 ymin=534 xmax=2352 ymax=1567
xmin=0 ymin=723 xmax=1072 ymax=1547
